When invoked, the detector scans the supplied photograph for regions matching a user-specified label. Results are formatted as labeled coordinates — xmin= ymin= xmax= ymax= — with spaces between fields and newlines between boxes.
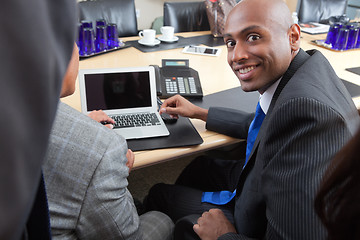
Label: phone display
xmin=182 ymin=45 xmax=221 ymax=57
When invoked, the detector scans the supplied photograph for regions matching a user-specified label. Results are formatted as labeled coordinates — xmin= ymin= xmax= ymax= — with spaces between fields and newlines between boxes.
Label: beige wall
xmin=134 ymin=0 xmax=201 ymax=30
xmin=285 ymin=0 xmax=298 ymax=13
xmin=79 ymin=0 xmax=298 ymax=31
xmin=135 ymin=0 xmax=298 ymax=30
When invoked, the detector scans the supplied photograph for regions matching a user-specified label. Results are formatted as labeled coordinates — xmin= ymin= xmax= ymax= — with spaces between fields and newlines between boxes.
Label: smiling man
xmin=224 ymin=0 xmax=297 ymax=94
xmin=144 ymin=0 xmax=359 ymax=239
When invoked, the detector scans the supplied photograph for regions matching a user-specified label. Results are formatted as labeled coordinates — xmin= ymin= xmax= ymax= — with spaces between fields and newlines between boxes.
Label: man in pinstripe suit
xmin=43 ymin=44 xmax=174 ymax=240
xmin=144 ymin=0 xmax=360 ymax=239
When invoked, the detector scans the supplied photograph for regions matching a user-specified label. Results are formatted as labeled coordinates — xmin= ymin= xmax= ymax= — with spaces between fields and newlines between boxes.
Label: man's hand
xmin=159 ymin=95 xmax=208 ymax=121
xmin=88 ymin=110 xmax=115 ymax=129
xmin=126 ymin=149 xmax=135 ymax=173
xmin=193 ymin=209 xmax=237 ymax=240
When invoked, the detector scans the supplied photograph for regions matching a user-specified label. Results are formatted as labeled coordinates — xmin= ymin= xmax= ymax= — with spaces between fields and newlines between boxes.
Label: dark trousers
xmin=144 ymin=155 xmax=244 ymax=223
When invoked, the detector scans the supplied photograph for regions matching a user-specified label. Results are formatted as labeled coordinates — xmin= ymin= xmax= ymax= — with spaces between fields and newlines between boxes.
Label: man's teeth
xmin=239 ymin=66 xmax=255 ymax=74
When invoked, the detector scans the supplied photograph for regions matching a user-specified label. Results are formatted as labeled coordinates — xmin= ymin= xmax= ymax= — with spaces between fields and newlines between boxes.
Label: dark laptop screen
xmin=84 ymin=71 xmax=151 ymax=111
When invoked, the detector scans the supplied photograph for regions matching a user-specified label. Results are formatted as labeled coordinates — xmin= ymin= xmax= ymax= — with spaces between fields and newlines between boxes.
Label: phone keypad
xmin=165 ymin=77 xmax=197 ymax=95
xmin=188 ymin=77 xmax=197 ymax=93
xmin=165 ymin=78 xmax=178 ymax=94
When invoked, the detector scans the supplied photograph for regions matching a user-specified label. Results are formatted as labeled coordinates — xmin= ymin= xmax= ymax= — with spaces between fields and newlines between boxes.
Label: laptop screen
xmin=84 ymin=71 xmax=151 ymax=111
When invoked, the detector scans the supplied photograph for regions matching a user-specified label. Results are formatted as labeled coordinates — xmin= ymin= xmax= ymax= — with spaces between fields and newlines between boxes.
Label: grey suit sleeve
xmin=0 ymin=1 xmax=75 ymax=239
xmin=206 ymin=107 xmax=254 ymax=139
xmin=76 ymin=136 xmax=140 ymax=240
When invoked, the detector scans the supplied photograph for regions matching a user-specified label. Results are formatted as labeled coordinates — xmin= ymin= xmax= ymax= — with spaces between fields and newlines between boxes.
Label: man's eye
xmin=226 ymin=40 xmax=235 ymax=48
xmin=247 ymin=35 xmax=260 ymax=42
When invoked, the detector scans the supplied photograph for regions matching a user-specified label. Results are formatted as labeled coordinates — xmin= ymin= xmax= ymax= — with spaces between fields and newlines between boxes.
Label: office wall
xmin=78 ymin=0 xmax=298 ymax=31
xmin=347 ymin=0 xmax=360 ymax=19
xmin=135 ymin=0 xmax=297 ymax=29
xmin=135 ymin=0 xmax=298 ymax=30
xmin=135 ymin=0 xmax=198 ymax=30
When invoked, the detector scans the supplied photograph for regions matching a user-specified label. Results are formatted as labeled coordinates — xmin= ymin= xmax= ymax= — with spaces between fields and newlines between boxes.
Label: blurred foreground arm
xmin=0 ymin=0 xmax=76 ymax=238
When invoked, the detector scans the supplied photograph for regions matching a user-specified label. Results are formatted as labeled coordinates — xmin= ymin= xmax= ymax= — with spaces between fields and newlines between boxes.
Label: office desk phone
xmin=153 ymin=59 xmax=203 ymax=99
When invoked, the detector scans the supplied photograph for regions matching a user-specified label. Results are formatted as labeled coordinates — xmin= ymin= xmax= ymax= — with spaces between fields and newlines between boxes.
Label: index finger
xmin=103 ymin=116 xmax=115 ymax=124
xmin=98 ymin=112 xmax=115 ymax=125
xmin=161 ymin=95 xmax=179 ymax=108
xmin=98 ymin=110 xmax=115 ymax=124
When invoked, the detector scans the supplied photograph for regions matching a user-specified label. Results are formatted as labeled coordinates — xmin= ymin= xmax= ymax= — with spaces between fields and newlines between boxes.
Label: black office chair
xmin=78 ymin=0 xmax=138 ymax=37
xmin=163 ymin=1 xmax=210 ymax=33
xmin=296 ymin=0 xmax=349 ymax=23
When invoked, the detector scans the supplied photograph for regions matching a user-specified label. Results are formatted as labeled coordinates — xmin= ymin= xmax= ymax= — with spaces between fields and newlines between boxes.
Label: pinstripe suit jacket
xmin=43 ymin=102 xmax=141 ymax=239
xmin=206 ymin=49 xmax=359 ymax=239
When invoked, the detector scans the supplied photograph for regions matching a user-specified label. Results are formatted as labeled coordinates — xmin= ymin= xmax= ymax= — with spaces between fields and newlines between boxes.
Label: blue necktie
xmin=244 ymin=102 xmax=265 ymax=167
xmin=201 ymin=102 xmax=265 ymax=205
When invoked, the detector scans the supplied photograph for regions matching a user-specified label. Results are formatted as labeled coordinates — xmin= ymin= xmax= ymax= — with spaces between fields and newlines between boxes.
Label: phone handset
xmin=150 ymin=65 xmax=162 ymax=96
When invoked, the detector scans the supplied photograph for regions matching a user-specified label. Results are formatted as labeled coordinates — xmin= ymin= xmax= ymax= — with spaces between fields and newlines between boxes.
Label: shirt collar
xmin=259 ymin=78 xmax=281 ymax=114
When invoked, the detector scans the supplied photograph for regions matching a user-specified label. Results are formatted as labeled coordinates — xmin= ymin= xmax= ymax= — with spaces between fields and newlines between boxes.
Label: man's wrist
xmin=195 ymin=108 xmax=208 ymax=122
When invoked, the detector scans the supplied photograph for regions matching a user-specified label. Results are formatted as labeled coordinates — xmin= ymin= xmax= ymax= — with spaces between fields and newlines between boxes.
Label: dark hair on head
xmin=315 ymin=123 xmax=360 ymax=240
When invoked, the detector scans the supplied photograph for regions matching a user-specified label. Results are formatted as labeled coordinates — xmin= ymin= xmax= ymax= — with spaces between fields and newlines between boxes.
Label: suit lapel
xmin=242 ymin=49 xmax=311 ymax=172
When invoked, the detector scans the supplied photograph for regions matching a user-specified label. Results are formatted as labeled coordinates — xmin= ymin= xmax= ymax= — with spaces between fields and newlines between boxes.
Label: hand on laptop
xmin=88 ymin=110 xmax=115 ymax=129
xmin=159 ymin=95 xmax=208 ymax=122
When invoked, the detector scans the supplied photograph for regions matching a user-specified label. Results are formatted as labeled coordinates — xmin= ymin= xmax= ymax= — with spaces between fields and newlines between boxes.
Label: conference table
xmin=61 ymin=31 xmax=360 ymax=169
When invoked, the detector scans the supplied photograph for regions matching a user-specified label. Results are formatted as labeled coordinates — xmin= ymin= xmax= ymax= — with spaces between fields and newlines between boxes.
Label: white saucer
xmin=158 ymin=36 xmax=179 ymax=43
xmin=138 ymin=39 xmax=160 ymax=46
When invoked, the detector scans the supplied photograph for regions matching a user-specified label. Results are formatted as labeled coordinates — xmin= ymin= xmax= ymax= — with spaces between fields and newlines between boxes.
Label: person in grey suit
xmin=144 ymin=0 xmax=360 ymax=239
xmin=43 ymin=44 xmax=174 ymax=240
xmin=0 ymin=0 xmax=76 ymax=239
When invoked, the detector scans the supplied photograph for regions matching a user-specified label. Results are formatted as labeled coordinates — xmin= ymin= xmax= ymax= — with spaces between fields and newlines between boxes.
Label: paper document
xmin=300 ymin=22 xmax=330 ymax=34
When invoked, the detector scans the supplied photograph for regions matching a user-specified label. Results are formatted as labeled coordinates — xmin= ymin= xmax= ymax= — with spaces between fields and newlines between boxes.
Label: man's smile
xmin=233 ymin=64 xmax=259 ymax=82
xmin=239 ymin=65 xmax=256 ymax=74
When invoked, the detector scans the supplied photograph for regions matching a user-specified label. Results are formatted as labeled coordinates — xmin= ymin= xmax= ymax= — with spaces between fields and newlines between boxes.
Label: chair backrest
xmin=163 ymin=1 xmax=210 ymax=33
xmin=78 ymin=0 xmax=138 ymax=37
xmin=296 ymin=0 xmax=349 ymax=23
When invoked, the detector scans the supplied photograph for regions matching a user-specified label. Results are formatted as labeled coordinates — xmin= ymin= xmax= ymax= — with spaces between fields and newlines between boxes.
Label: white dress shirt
xmin=259 ymin=79 xmax=281 ymax=114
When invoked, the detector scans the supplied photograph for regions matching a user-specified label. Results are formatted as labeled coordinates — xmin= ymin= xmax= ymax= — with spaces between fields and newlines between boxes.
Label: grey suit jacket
xmin=206 ymin=49 xmax=359 ymax=239
xmin=43 ymin=102 xmax=140 ymax=239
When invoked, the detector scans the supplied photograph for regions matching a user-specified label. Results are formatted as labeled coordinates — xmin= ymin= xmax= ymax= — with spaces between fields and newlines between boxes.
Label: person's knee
xmin=144 ymin=183 xmax=171 ymax=211
xmin=147 ymin=183 xmax=169 ymax=201
xmin=139 ymin=211 xmax=174 ymax=240
xmin=174 ymin=214 xmax=201 ymax=240
xmin=149 ymin=183 xmax=168 ymax=195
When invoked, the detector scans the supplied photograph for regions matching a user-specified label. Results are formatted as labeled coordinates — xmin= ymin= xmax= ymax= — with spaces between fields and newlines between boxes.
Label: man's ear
xmin=289 ymin=24 xmax=301 ymax=52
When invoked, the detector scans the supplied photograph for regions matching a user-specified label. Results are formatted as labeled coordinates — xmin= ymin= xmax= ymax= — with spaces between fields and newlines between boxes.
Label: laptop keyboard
xmin=110 ymin=113 xmax=161 ymax=129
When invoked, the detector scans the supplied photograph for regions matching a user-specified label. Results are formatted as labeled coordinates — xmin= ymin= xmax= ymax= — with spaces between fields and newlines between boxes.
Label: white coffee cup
xmin=160 ymin=26 xmax=175 ymax=40
xmin=138 ymin=29 xmax=156 ymax=43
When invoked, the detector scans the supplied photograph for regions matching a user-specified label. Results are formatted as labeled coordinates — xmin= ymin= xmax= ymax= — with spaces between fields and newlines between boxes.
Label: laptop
xmin=78 ymin=66 xmax=170 ymax=140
